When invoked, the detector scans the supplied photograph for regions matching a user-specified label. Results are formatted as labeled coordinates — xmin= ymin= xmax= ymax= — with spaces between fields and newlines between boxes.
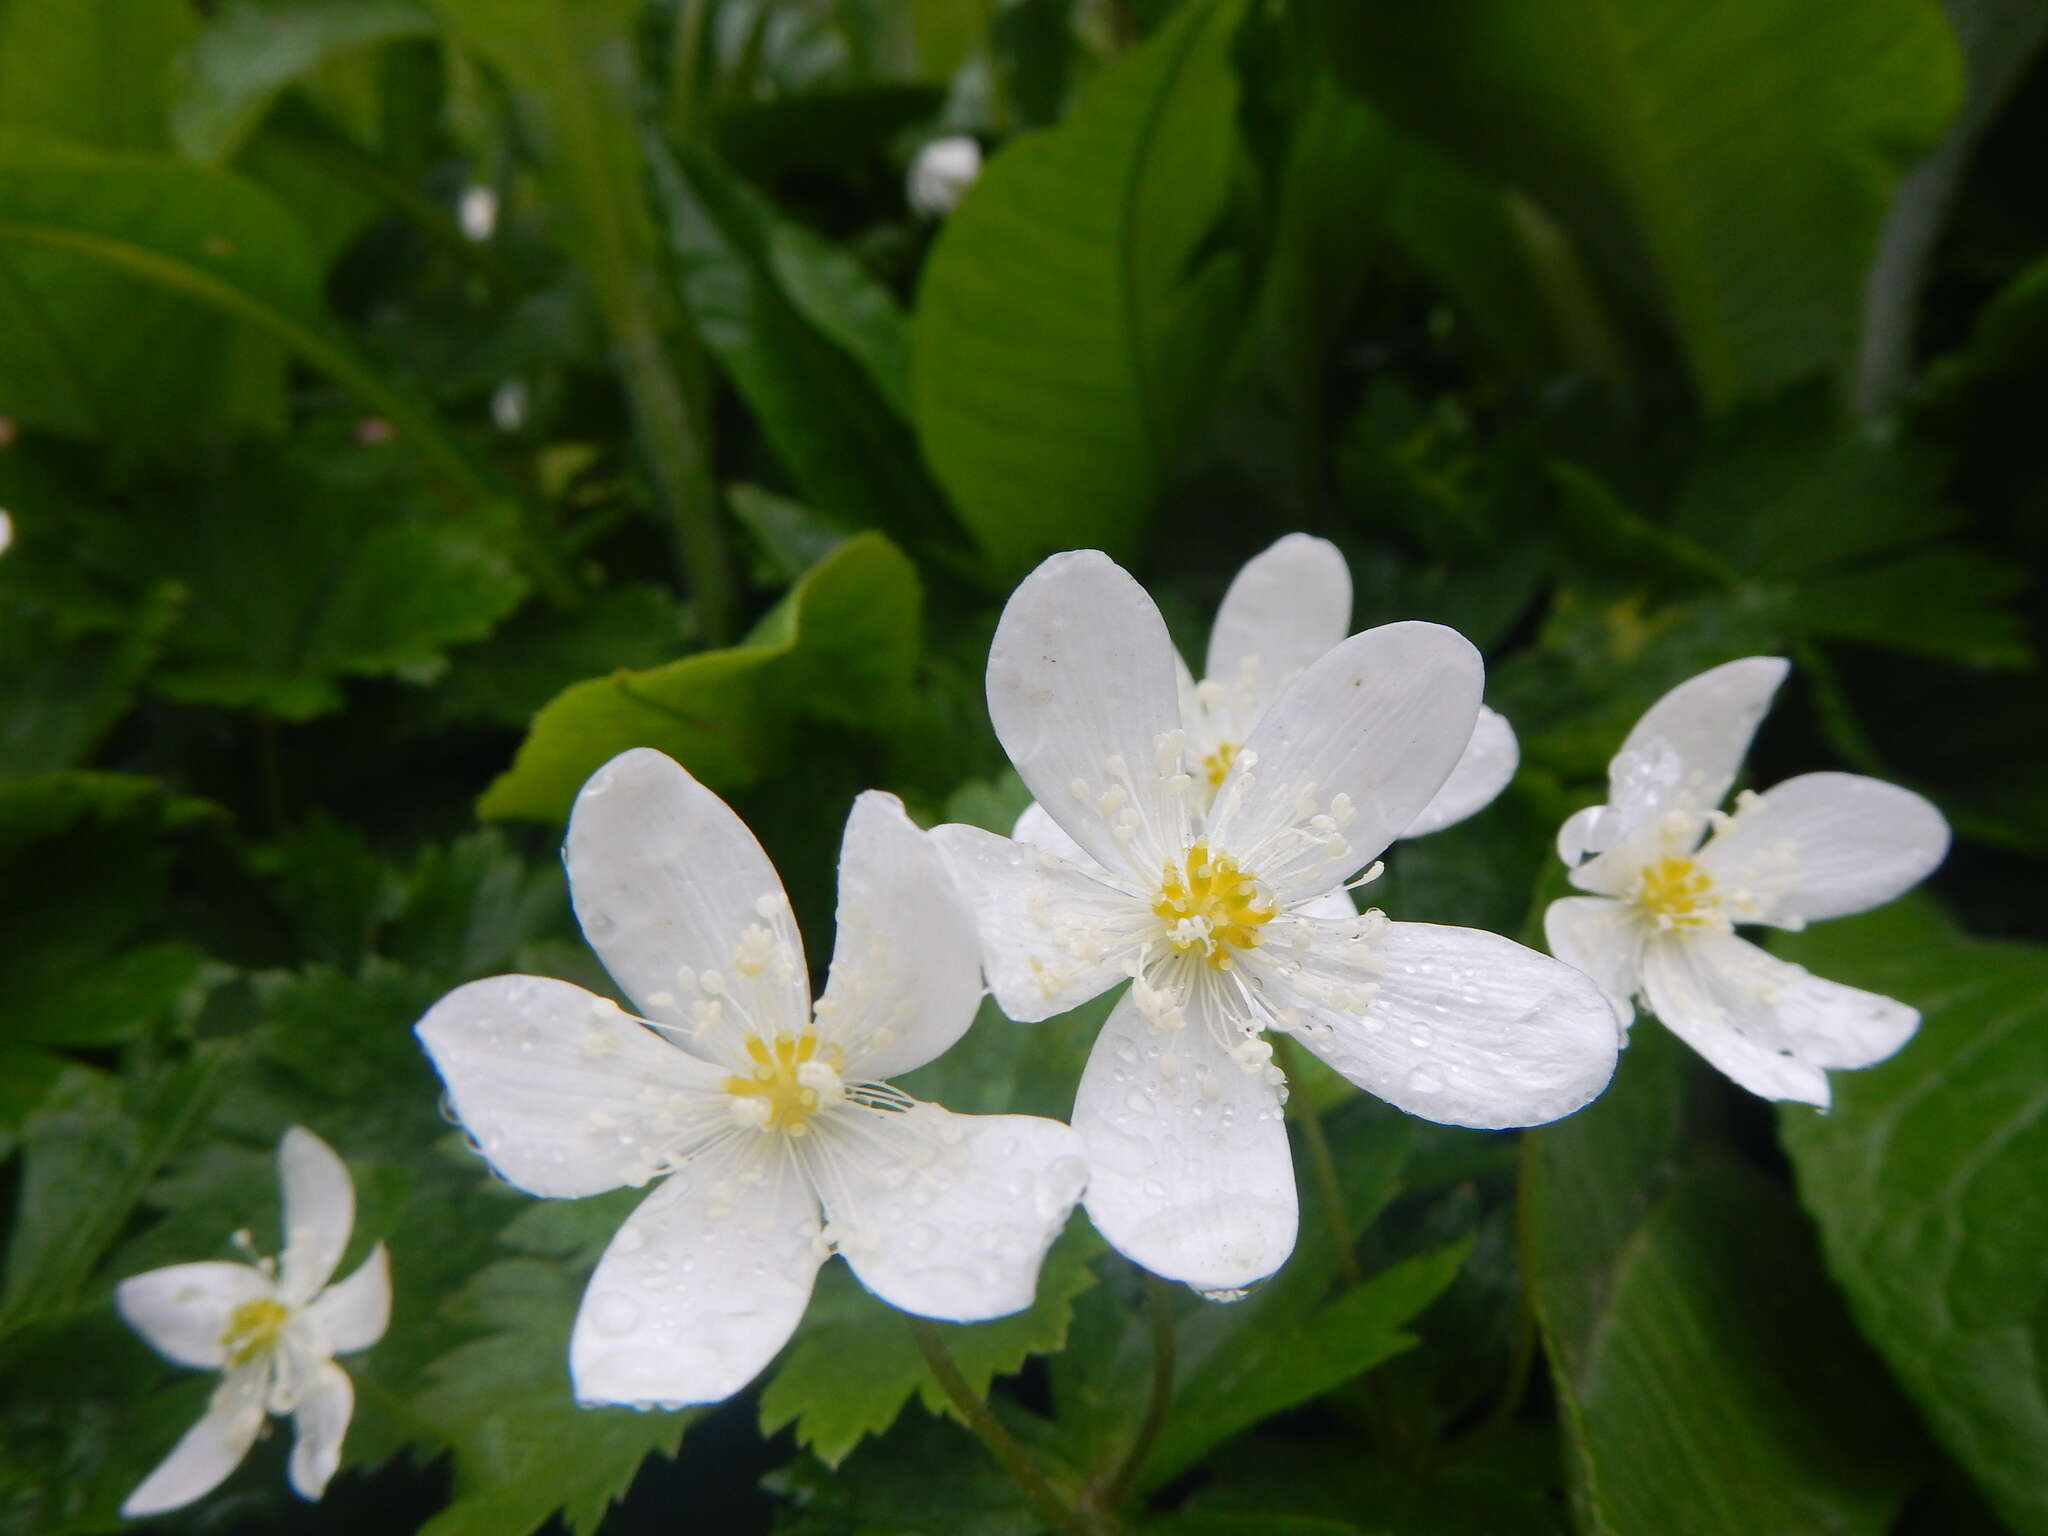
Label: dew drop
xmin=589 ymin=1292 xmax=643 ymax=1337
xmin=1404 ymin=1065 xmax=1445 ymax=1097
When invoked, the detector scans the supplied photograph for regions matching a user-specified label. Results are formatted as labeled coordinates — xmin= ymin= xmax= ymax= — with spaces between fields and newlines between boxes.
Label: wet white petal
xmin=570 ymin=1149 xmax=824 ymax=1407
xmin=818 ymin=1107 xmax=1086 ymax=1322
xmin=1012 ymin=801 xmax=1101 ymax=873
xmin=1698 ymin=771 xmax=1949 ymax=926
xmin=1591 ymin=656 xmax=1789 ymax=850
xmin=121 ymin=1365 xmax=268 ymax=1517
xmin=818 ymin=793 xmax=985 ymax=1081
xmin=1295 ymin=888 xmax=1360 ymax=922
xmin=566 ymin=748 xmax=809 ymax=1056
xmin=986 ymin=551 xmax=1192 ymax=883
xmin=1271 ymin=921 xmax=1618 ymax=1130
xmin=277 ymin=1127 xmax=354 ymax=1306
xmin=415 ymin=974 xmax=729 ymax=1198
xmin=116 ymin=1262 xmax=272 ymax=1371
xmin=1204 ymin=534 xmax=1352 ymax=701
xmin=307 ymin=1244 xmax=390 ymax=1355
xmin=1641 ymin=931 xmax=1917 ymax=1106
xmin=1073 ymin=986 xmax=1296 ymax=1293
xmin=930 ymin=823 xmax=1148 ymax=1022
xmin=1543 ymin=896 xmax=1640 ymax=1027
xmin=1402 ymin=706 xmax=1519 ymax=838
xmin=1208 ymin=621 xmax=1482 ymax=902
xmin=286 ymin=1361 xmax=354 ymax=1500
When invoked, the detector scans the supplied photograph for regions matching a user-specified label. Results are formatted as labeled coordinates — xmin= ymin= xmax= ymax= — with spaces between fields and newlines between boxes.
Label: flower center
xmin=724 ymin=1032 xmax=843 ymax=1135
xmin=219 ymin=1298 xmax=290 ymax=1366
xmin=1200 ymin=741 xmax=1238 ymax=790
xmin=1635 ymin=855 xmax=1717 ymax=929
xmin=1153 ymin=843 xmax=1275 ymax=970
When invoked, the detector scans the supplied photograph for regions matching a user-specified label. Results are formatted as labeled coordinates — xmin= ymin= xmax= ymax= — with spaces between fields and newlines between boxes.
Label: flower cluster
xmin=112 ymin=535 xmax=1949 ymax=1516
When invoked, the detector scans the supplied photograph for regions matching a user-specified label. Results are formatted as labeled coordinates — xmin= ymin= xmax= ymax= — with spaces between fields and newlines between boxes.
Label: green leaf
xmin=1776 ymin=908 xmax=2048 ymax=1535
xmin=757 ymin=1218 xmax=1099 ymax=1467
xmin=1797 ymin=546 xmax=2030 ymax=669
xmin=1523 ymin=1026 xmax=1923 ymax=1536
xmin=653 ymin=145 xmax=952 ymax=546
xmin=1304 ymin=0 xmax=1962 ymax=411
xmin=479 ymin=532 xmax=921 ymax=823
xmin=0 ymin=0 xmax=194 ymax=154
xmin=1144 ymin=1517 xmax=1364 ymax=1536
xmin=0 ymin=572 xmax=182 ymax=777
xmin=1142 ymin=1240 xmax=1470 ymax=1490
xmin=171 ymin=0 xmax=438 ymax=164
xmin=912 ymin=0 xmax=1247 ymax=570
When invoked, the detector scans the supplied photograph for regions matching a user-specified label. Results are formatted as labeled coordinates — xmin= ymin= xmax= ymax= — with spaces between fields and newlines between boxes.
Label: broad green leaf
xmin=0 ymin=574 xmax=182 ymax=777
xmin=1142 ymin=1240 xmax=1470 ymax=1490
xmin=1523 ymin=1026 xmax=1922 ymax=1536
xmin=171 ymin=0 xmax=438 ymax=163
xmin=1303 ymin=0 xmax=1962 ymax=412
xmin=0 ymin=0 xmax=193 ymax=154
xmin=653 ymin=145 xmax=953 ymax=547
xmin=757 ymin=1219 xmax=1099 ymax=1466
xmin=912 ymin=0 xmax=1247 ymax=570
xmin=1797 ymin=547 xmax=2029 ymax=669
xmin=1776 ymin=907 xmax=2048 ymax=1535
xmin=479 ymin=532 xmax=921 ymax=823
xmin=1144 ymin=1517 xmax=1364 ymax=1536
xmin=436 ymin=584 xmax=688 ymax=729
xmin=765 ymin=1408 xmax=1039 ymax=1536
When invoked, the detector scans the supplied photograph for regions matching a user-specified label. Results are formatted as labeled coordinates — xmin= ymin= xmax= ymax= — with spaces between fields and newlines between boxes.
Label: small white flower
xmin=117 ymin=1127 xmax=390 ymax=1518
xmin=1545 ymin=656 xmax=1950 ymax=1107
xmin=908 ymin=135 xmax=982 ymax=218
xmin=457 ymin=184 xmax=499 ymax=242
xmin=933 ymin=551 xmax=1617 ymax=1296
xmin=416 ymin=750 xmax=1087 ymax=1408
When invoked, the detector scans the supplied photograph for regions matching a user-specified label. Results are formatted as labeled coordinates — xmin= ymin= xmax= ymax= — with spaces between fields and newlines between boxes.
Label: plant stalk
xmin=1277 ymin=1036 xmax=1364 ymax=1290
xmin=1097 ymin=1270 xmax=1178 ymax=1511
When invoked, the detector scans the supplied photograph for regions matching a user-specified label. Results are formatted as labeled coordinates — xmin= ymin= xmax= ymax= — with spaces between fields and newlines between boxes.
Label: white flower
xmin=932 ymin=551 xmax=1617 ymax=1295
xmin=117 ymin=1127 xmax=390 ymax=1518
xmin=908 ymin=135 xmax=982 ymax=218
xmin=1545 ymin=656 xmax=1950 ymax=1107
xmin=415 ymin=749 xmax=1088 ymax=1408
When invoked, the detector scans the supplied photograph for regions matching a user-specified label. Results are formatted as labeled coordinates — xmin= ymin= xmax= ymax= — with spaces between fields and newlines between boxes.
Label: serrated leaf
xmin=479 ymin=532 xmax=920 ymax=823
xmin=758 ymin=1218 xmax=1099 ymax=1466
xmin=1775 ymin=907 xmax=2048 ymax=1535
xmin=911 ymin=0 xmax=1248 ymax=569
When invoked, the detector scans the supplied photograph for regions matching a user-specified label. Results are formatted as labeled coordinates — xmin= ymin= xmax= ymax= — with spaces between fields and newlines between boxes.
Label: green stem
xmin=667 ymin=0 xmax=712 ymax=141
xmin=614 ymin=317 xmax=732 ymax=643
xmin=1098 ymin=1271 xmax=1177 ymax=1511
xmin=907 ymin=1317 xmax=1091 ymax=1536
xmin=1276 ymin=1037 xmax=1364 ymax=1290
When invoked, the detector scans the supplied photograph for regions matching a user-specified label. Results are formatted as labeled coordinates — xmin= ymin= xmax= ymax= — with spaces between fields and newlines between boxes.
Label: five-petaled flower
xmin=1545 ymin=656 xmax=1950 ymax=1106
xmin=933 ymin=550 xmax=1618 ymax=1296
xmin=416 ymin=749 xmax=1088 ymax=1408
xmin=117 ymin=1126 xmax=390 ymax=1518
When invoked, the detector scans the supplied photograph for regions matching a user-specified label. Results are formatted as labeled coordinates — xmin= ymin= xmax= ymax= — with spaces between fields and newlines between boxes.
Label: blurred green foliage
xmin=0 ymin=1 xmax=2043 ymax=1533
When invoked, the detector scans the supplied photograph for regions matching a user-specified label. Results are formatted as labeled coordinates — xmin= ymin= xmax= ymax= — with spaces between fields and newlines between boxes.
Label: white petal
xmin=1556 ymin=803 xmax=1616 ymax=866
xmin=1543 ymin=896 xmax=1640 ymax=1028
xmin=1073 ymin=986 xmax=1297 ymax=1293
xmin=116 ymin=1262 xmax=272 ymax=1370
xmin=1640 ymin=931 xmax=1916 ymax=1106
xmin=930 ymin=823 xmax=1146 ymax=1022
xmin=1012 ymin=801 xmax=1102 ymax=873
xmin=1296 ymin=888 xmax=1359 ymax=922
xmin=307 ymin=1244 xmax=390 ymax=1355
xmin=121 ymin=1366 xmax=268 ymax=1518
xmin=817 ymin=792 xmax=985 ymax=1081
xmin=570 ymin=1148 xmax=824 ymax=1406
xmin=820 ymin=1107 xmax=1087 ymax=1321
xmin=1204 ymin=533 xmax=1352 ymax=701
xmin=566 ymin=747 xmax=809 ymax=1057
xmin=1605 ymin=655 xmax=1789 ymax=832
xmin=415 ymin=974 xmax=728 ymax=1198
xmin=1699 ymin=771 xmax=1949 ymax=926
xmin=986 ymin=551 xmax=1193 ymax=883
xmin=1402 ymin=706 xmax=1519 ymax=838
xmin=1208 ymin=621 xmax=1482 ymax=903
xmin=277 ymin=1127 xmax=354 ymax=1306
xmin=287 ymin=1361 xmax=354 ymax=1500
xmin=1272 ymin=922 xmax=1619 ymax=1130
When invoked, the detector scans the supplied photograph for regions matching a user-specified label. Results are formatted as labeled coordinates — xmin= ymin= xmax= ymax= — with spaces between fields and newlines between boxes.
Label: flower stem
xmin=1276 ymin=1037 xmax=1364 ymax=1290
xmin=1098 ymin=1270 xmax=1178 ymax=1510
xmin=906 ymin=1316 xmax=1091 ymax=1536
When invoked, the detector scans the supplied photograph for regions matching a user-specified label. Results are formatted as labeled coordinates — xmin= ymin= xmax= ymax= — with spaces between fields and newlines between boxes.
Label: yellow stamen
xmin=723 ymin=1032 xmax=840 ymax=1133
xmin=1154 ymin=843 xmax=1275 ymax=970
xmin=219 ymin=1298 xmax=290 ymax=1366
xmin=1636 ymin=855 xmax=1716 ymax=928
xmin=1200 ymin=742 xmax=1238 ymax=790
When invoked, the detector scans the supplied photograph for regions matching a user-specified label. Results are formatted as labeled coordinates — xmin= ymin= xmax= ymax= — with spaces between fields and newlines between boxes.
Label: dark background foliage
xmin=0 ymin=1 xmax=2043 ymax=1533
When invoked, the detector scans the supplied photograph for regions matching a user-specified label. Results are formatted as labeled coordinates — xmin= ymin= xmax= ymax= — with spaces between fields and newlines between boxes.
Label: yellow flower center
xmin=1636 ymin=855 xmax=1716 ymax=928
xmin=219 ymin=1298 xmax=290 ymax=1366
xmin=723 ymin=1032 xmax=841 ymax=1134
xmin=1200 ymin=741 xmax=1238 ymax=790
xmin=1153 ymin=843 xmax=1275 ymax=970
